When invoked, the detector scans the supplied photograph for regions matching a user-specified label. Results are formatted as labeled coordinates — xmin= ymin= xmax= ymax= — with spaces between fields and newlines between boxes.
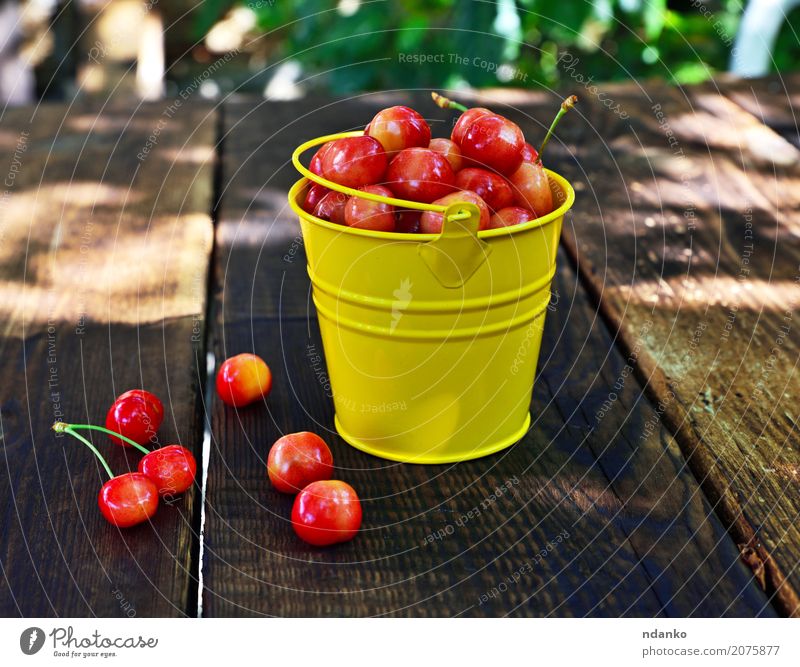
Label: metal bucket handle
xmin=292 ymin=131 xmax=490 ymax=288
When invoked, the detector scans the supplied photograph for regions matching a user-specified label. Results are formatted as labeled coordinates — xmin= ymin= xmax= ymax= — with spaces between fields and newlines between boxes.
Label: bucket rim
xmin=288 ymin=169 xmax=574 ymax=242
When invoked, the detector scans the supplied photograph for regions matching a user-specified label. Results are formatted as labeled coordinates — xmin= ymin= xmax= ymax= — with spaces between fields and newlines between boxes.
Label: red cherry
xmin=267 ymin=432 xmax=334 ymax=494
xmin=460 ymin=114 xmax=524 ymax=175
xmin=291 ymin=480 xmax=362 ymax=546
xmin=309 ymin=142 xmax=333 ymax=176
xmin=303 ymin=182 xmax=330 ymax=213
xmin=105 ymin=390 xmax=163 ymax=447
xmin=386 ymin=148 xmax=456 ymax=203
xmin=344 ymin=185 xmax=396 ymax=232
xmin=216 ymin=353 xmax=272 ymax=407
xmin=395 ymin=209 xmax=421 ymax=234
xmin=420 ymin=190 xmax=490 ymax=234
xmin=366 ymin=106 xmax=430 ymax=155
xmin=320 ymin=136 xmax=387 ymax=188
xmin=451 ymin=107 xmax=492 ymax=145
xmin=138 ymin=445 xmax=197 ymax=496
xmin=313 ymin=190 xmax=348 ymax=224
xmin=489 ymin=206 xmax=534 ymax=229
xmin=98 ymin=473 xmax=159 ymax=528
xmin=455 ymin=167 xmax=515 ymax=213
xmin=428 ymin=138 xmax=464 ymax=173
xmin=521 ymin=142 xmax=539 ymax=164
xmin=508 ymin=161 xmax=554 ymax=218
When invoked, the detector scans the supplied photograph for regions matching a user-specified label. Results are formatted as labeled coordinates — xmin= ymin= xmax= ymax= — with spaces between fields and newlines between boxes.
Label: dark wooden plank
xmin=537 ymin=78 xmax=800 ymax=616
xmin=201 ymin=96 xmax=772 ymax=617
xmin=716 ymin=73 xmax=800 ymax=148
xmin=0 ymin=99 xmax=216 ymax=616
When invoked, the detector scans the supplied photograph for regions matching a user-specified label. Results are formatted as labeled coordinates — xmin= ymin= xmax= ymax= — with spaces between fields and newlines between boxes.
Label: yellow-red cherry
xmin=216 ymin=353 xmax=272 ymax=407
xmin=139 ymin=445 xmax=197 ymax=496
xmin=98 ymin=473 xmax=159 ymax=528
xmin=105 ymin=389 xmax=163 ymax=447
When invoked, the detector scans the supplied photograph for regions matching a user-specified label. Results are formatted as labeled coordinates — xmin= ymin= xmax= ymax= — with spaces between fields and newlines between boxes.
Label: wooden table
xmin=1 ymin=75 xmax=798 ymax=617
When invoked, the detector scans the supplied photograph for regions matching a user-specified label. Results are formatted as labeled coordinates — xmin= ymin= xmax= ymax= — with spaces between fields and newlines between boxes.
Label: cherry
xmin=105 ymin=389 xmax=163 ymax=447
xmin=420 ymin=190 xmax=490 ymax=234
xmin=313 ymin=190 xmax=348 ymax=225
xmin=428 ymin=138 xmax=463 ymax=173
xmin=366 ymin=106 xmax=430 ymax=155
xmin=489 ymin=206 xmax=534 ymax=229
xmin=506 ymin=95 xmax=577 ymax=218
xmin=139 ymin=445 xmax=197 ymax=496
xmin=99 ymin=473 xmax=159 ymax=528
xmin=53 ymin=421 xmax=160 ymax=528
xmin=216 ymin=353 xmax=273 ymax=407
xmin=455 ymin=167 xmax=515 ymax=213
xmin=291 ymin=480 xmax=362 ymax=547
xmin=303 ymin=182 xmax=331 ymax=214
xmin=460 ymin=114 xmax=524 ymax=175
xmin=267 ymin=432 xmax=334 ymax=494
xmin=386 ymin=147 xmax=455 ymax=203
xmin=395 ymin=209 xmax=421 ymax=234
xmin=431 ymin=91 xmax=492 ymax=145
xmin=309 ymin=142 xmax=333 ymax=176
xmin=344 ymin=185 xmax=396 ymax=232
xmin=320 ymin=136 xmax=387 ymax=188
xmin=509 ymin=161 xmax=553 ymax=217
xmin=521 ymin=142 xmax=539 ymax=164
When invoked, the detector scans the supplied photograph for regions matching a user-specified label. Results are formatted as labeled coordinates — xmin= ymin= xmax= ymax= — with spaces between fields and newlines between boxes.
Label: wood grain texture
xmin=201 ymin=97 xmax=772 ymax=617
xmin=0 ymin=99 xmax=216 ymax=616
xmin=536 ymin=78 xmax=800 ymax=615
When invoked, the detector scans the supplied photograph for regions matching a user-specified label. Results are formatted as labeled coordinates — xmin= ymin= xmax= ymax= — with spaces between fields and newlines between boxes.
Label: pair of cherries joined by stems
xmin=54 ymin=389 xmax=196 ymax=528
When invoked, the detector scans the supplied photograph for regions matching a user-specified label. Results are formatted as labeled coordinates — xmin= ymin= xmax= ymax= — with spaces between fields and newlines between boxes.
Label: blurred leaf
xmin=643 ymin=0 xmax=667 ymax=41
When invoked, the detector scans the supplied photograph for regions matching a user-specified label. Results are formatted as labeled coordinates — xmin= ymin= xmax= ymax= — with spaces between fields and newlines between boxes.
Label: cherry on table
xmin=291 ymin=480 xmax=362 ymax=547
xmin=366 ymin=105 xmax=430 ymax=155
xmin=320 ymin=136 xmax=387 ymax=188
xmin=267 ymin=432 xmax=333 ymax=494
xmin=139 ymin=445 xmax=197 ymax=496
xmin=385 ymin=147 xmax=456 ymax=204
xmin=420 ymin=190 xmax=490 ymax=234
xmin=105 ymin=389 xmax=163 ymax=447
xmin=216 ymin=353 xmax=273 ymax=407
xmin=455 ymin=167 xmax=515 ymax=213
xmin=344 ymin=185 xmax=396 ymax=232
xmin=99 ymin=473 xmax=159 ymax=528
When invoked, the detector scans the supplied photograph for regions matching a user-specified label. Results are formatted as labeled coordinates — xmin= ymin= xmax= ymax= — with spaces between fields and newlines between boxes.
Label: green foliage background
xmin=195 ymin=0 xmax=800 ymax=92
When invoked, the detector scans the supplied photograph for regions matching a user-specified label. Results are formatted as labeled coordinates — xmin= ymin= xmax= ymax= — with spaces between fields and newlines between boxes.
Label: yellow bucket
xmin=289 ymin=131 xmax=575 ymax=464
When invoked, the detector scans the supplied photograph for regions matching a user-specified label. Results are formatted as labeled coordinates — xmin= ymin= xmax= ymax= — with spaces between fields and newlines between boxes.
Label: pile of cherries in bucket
xmin=302 ymin=93 xmax=576 ymax=233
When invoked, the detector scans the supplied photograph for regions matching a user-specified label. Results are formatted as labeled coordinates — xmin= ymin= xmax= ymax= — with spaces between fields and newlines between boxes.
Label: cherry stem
xmin=52 ymin=422 xmax=151 ymax=455
xmin=431 ymin=91 xmax=468 ymax=113
xmin=53 ymin=422 xmax=114 ymax=479
xmin=538 ymin=95 xmax=578 ymax=161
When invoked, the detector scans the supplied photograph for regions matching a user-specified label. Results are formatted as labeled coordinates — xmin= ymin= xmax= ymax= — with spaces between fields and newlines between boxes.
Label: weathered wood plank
xmin=201 ymin=97 xmax=772 ymax=617
xmin=0 ymin=99 xmax=216 ymax=616
xmin=539 ymin=79 xmax=800 ymax=616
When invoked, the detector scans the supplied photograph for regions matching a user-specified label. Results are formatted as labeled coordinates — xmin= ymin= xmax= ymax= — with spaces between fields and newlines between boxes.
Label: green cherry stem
xmin=431 ymin=91 xmax=468 ymax=113
xmin=538 ymin=95 xmax=578 ymax=161
xmin=55 ymin=422 xmax=151 ymax=455
xmin=53 ymin=422 xmax=114 ymax=479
